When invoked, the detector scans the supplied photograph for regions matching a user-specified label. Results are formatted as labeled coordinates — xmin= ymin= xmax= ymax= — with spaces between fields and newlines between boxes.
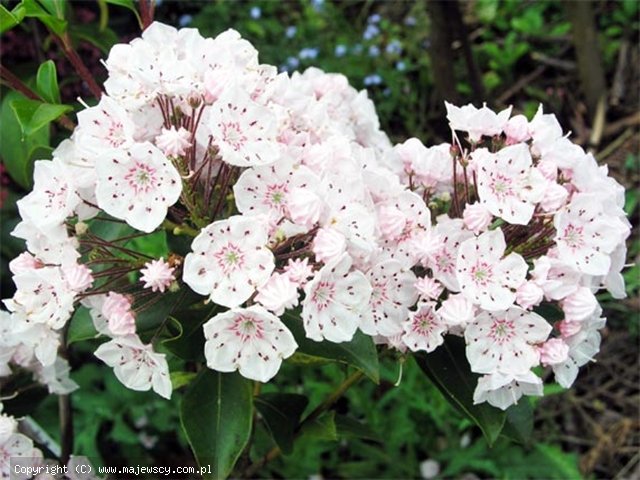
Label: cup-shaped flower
xmin=465 ymin=307 xmax=552 ymax=375
xmin=456 ymin=228 xmax=528 ymax=311
xmin=183 ymin=215 xmax=275 ymax=308
xmin=203 ymin=305 xmax=297 ymax=382
xmin=95 ymin=142 xmax=182 ymax=233
xmin=302 ymin=254 xmax=372 ymax=343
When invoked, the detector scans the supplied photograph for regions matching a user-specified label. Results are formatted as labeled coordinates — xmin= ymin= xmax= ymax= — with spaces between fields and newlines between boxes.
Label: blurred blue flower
xmin=285 ymin=26 xmax=297 ymax=38
xmin=363 ymin=24 xmax=380 ymax=40
xmin=352 ymin=43 xmax=364 ymax=55
xmin=335 ymin=44 xmax=348 ymax=57
xmin=367 ymin=13 xmax=381 ymax=24
xmin=368 ymin=45 xmax=380 ymax=57
xmin=363 ymin=74 xmax=383 ymax=86
xmin=404 ymin=16 xmax=417 ymax=26
xmin=287 ymin=56 xmax=300 ymax=68
xmin=383 ymin=88 xmax=391 ymax=96
xmin=311 ymin=0 xmax=324 ymax=11
xmin=386 ymin=39 xmax=402 ymax=55
xmin=395 ymin=61 xmax=406 ymax=71
xmin=178 ymin=14 xmax=193 ymax=27
xmin=299 ymin=47 xmax=319 ymax=60
xmin=250 ymin=6 xmax=261 ymax=19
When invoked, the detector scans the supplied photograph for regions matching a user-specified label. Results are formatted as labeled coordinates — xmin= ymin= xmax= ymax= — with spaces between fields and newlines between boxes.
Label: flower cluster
xmin=1 ymin=23 xmax=630 ymax=414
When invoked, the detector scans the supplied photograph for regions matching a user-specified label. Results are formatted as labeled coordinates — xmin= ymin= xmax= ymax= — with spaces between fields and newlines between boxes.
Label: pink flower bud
xmin=462 ymin=202 xmax=492 ymax=234
xmin=414 ymin=277 xmax=443 ymax=300
xmin=155 ymin=126 xmax=191 ymax=157
xmin=284 ymin=258 xmax=314 ymax=286
xmin=539 ymin=338 xmax=570 ymax=366
xmin=378 ymin=205 xmax=406 ymax=240
xmin=9 ymin=252 xmax=41 ymax=275
xmin=313 ymin=228 xmax=346 ymax=264
xmin=504 ymin=114 xmax=530 ymax=144
xmin=556 ymin=320 xmax=581 ymax=338
xmin=561 ymin=286 xmax=597 ymax=321
xmin=287 ymin=187 xmax=323 ymax=229
xmin=102 ymin=292 xmax=136 ymax=336
xmin=255 ymin=273 xmax=299 ymax=316
xmin=539 ymin=182 xmax=568 ymax=212
xmin=437 ymin=293 xmax=475 ymax=326
xmin=515 ymin=281 xmax=544 ymax=310
xmin=537 ymin=158 xmax=558 ymax=181
xmin=63 ymin=264 xmax=94 ymax=292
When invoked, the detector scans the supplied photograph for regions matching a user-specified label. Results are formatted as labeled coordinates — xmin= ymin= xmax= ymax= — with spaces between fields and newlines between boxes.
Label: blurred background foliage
xmin=1 ymin=0 xmax=639 ymax=478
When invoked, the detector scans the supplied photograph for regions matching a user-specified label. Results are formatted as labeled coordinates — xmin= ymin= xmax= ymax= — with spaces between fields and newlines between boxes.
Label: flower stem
xmin=242 ymin=370 xmax=364 ymax=478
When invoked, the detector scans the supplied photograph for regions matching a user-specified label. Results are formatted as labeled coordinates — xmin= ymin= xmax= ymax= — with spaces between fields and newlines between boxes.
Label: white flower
xmin=552 ymin=309 xmax=605 ymax=388
xmin=474 ymin=144 xmax=544 ymax=225
xmin=465 ymin=307 xmax=552 ymax=375
xmin=183 ymin=215 xmax=274 ymax=308
xmin=203 ymin=305 xmax=297 ymax=382
xmin=445 ymin=102 xmax=512 ymax=142
xmin=456 ymin=229 xmax=528 ymax=311
xmin=436 ymin=293 xmax=476 ymax=327
xmin=401 ymin=302 xmax=447 ymax=353
xmin=16 ymin=159 xmax=80 ymax=235
xmin=473 ymin=371 xmax=543 ymax=410
xmin=554 ymin=193 xmax=629 ymax=275
xmin=427 ymin=216 xmax=473 ymax=291
xmin=302 ymin=254 xmax=372 ymax=343
xmin=313 ymin=228 xmax=347 ymax=264
xmin=94 ymin=334 xmax=172 ymax=399
xmin=255 ymin=273 xmax=299 ymax=316
xmin=95 ymin=142 xmax=182 ymax=233
xmin=359 ymin=259 xmax=418 ymax=337
xmin=203 ymin=86 xmax=279 ymax=167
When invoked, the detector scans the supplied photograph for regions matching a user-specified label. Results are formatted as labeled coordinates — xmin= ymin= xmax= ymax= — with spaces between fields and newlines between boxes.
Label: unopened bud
xmin=75 ymin=221 xmax=89 ymax=236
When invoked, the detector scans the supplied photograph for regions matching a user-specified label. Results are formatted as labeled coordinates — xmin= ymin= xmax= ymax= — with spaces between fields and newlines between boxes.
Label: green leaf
xmin=180 ymin=370 xmax=253 ymax=480
xmin=255 ymin=393 xmax=308 ymax=455
xmin=69 ymin=24 xmax=120 ymax=53
xmin=10 ymin=98 xmax=72 ymax=136
xmin=334 ymin=415 xmax=382 ymax=442
xmin=0 ymin=4 xmax=26 ymax=33
xmin=162 ymin=303 xmax=219 ymax=361
xmin=37 ymin=0 xmax=67 ymax=18
xmin=534 ymin=444 xmax=582 ymax=479
xmin=170 ymin=371 xmax=197 ymax=390
xmin=502 ymin=397 xmax=533 ymax=445
xmin=0 ymin=91 xmax=50 ymax=188
xmin=21 ymin=0 xmax=67 ymax=35
xmin=299 ymin=411 xmax=337 ymax=441
xmin=103 ymin=0 xmax=141 ymax=26
xmin=282 ymin=311 xmax=379 ymax=383
xmin=36 ymin=60 xmax=61 ymax=104
xmin=414 ymin=336 xmax=506 ymax=445
xmin=67 ymin=306 xmax=98 ymax=345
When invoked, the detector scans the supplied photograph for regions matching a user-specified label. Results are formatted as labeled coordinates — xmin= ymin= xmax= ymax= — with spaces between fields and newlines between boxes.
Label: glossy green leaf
xmin=162 ymin=303 xmax=219 ymax=361
xmin=21 ymin=0 xmax=67 ymax=35
xmin=282 ymin=311 xmax=380 ymax=383
xmin=255 ymin=393 xmax=308 ymax=454
xmin=334 ymin=415 xmax=382 ymax=442
xmin=502 ymin=397 xmax=534 ymax=446
xmin=38 ymin=0 xmax=66 ymax=18
xmin=0 ymin=91 xmax=50 ymax=188
xmin=534 ymin=444 xmax=582 ymax=479
xmin=0 ymin=4 xmax=26 ymax=33
xmin=10 ymin=98 xmax=72 ymax=136
xmin=170 ymin=371 xmax=197 ymax=390
xmin=36 ymin=60 xmax=61 ymax=104
xmin=180 ymin=370 xmax=253 ymax=480
xmin=103 ymin=0 xmax=141 ymax=26
xmin=299 ymin=411 xmax=337 ymax=441
xmin=67 ymin=306 xmax=98 ymax=345
xmin=414 ymin=336 xmax=506 ymax=445
xmin=70 ymin=24 xmax=120 ymax=53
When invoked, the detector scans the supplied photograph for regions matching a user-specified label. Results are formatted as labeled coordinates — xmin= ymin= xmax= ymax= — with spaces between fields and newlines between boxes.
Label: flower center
xmin=562 ymin=224 xmax=584 ymax=250
xmin=311 ymin=280 xmax=335 ymax=311
xmin=488 ymin=318 xmax=516 ymax=344
xmin=221 ymin=122 xmax=247 ymax=150
xmin=470 ymin=261 xmax=493 ymax=287
xmin=214 ymin=243 xmax=245 ymax=274
xmin=124 ymin=162 xmax=157 ymax=195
